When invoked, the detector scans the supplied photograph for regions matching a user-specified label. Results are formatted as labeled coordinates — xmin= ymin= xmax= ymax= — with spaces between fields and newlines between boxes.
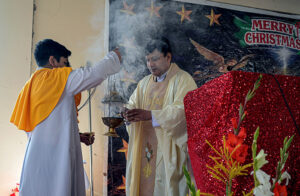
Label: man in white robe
xmin=124 ymin=37 xmax=197 ymax=196
xmin=10 ymin=39 xmax=122 ymax=196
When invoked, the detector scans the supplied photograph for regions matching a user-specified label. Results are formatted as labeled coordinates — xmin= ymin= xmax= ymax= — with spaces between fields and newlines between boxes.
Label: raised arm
xmin=65 ymin=50 xmax=121 ymax=95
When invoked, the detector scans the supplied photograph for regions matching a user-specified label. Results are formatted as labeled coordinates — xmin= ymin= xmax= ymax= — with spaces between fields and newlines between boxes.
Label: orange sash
xmin=10 ymin=67 xmax=73 ymax=132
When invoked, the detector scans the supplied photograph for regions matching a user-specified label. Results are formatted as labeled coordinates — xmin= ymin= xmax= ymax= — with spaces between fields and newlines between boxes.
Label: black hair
xmin=145 ymin=36 xmax=172 ymax=57
xmin=34 ymin=39 xmax=71 ymax=67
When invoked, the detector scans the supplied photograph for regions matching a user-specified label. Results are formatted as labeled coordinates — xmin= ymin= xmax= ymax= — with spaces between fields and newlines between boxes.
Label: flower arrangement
xmin=252 ymin=127 xmax=293 ymax=196
xmin=184 ymin=75 xmax=295 ymax=196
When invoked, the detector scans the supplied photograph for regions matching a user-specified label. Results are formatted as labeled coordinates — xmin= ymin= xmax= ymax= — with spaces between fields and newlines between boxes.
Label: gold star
xmin=176 ymin=5 xmax=192 ymax=23
xmin=205 ymin=9 xmax=221 ymax=26
xmin=117 ymin=139 xmax=128 ymax=160
xmin=117 ymin=176 xmax=126 ymax=190
xmin=120 ymin=1 xmax=135 ymax=15
xmin=146 ymin=1 xmax=162 ymax=18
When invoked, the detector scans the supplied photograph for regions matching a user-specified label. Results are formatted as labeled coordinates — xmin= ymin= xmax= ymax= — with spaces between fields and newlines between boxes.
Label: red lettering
xmin=245 ymin=32 xmax=252 ymax=44
xmin=260 ymin=33 xmax=266 ymax=43
xmin=251 ymin=19 xmax=262 ymax=31
xmin=270 ymin=21 xmax=279 ymax=32
xmin=281 ymin=35 xmax=289 ymax=47
xmin=269 ymin=34 xmax=276 ymax=45
xmin=279 ymin=22 xmax=287 ymax=34
xmin=262 ymin=20 xmax=271 ymax=30
xmin=289 ymin=37 xmax=295 ymax=48
xmin=265 ymin=33 xmax=270 ymax=44
xmin=287 ymin=24 xmax=294 ymax=35
xmin=252 ymin=19 xmax=294 ymax=36
xmin=296 ymin=39 xmax=300 ymax=50
xmin=275 ymin=34 xmax=282 ymax=45
xmin=296 ymin=24 xmax=300 ymax=38
xmin=252 ymin=32 xmax=260 ymax=43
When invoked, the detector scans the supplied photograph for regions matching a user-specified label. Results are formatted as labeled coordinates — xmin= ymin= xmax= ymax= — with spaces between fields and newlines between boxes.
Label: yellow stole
xmin=130 ymin=63 xmax=180 ymax=196
xmin=10 ymin=67 xmax=73 ymax=132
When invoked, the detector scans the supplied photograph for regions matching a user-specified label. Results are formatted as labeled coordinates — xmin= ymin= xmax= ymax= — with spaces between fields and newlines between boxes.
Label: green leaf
xmin=246 ymin=90 xmax=252 ymax=99
xmin=239 ymin=104 xmax=243 ymax=117
xmin=254 ymin=127 xmax=260 ymax=141
xmin=248 ymin=92 xmax=255 ymax=101
xmin=283 ymin=137 xmax=288 ymax=145
xmin=286 ymin=135 xmax=294 ymax=149
xmin=241 ymin=113 xmax=246 ymax=121
xmin=254 ymin=75 xmax=262 ymax=89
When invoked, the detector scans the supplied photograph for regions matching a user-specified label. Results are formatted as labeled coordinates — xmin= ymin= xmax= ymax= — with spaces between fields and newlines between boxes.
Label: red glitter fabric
xmin=184 ymin=71 xmax=300 ymax=195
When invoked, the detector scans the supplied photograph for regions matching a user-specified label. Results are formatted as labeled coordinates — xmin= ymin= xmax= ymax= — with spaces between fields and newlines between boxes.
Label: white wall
xmin=0 ymin=0 xmax=33 ymax=195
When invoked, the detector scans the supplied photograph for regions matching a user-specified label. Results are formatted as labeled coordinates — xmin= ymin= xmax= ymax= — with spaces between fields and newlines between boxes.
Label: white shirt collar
xmin=156 ymin=71 xmax=167 ymax=82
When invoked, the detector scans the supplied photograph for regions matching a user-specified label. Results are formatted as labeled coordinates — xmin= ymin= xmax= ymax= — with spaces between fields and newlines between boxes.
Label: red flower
xmin=238 ymin=127 xmax=246 ymax=139
xmin=231 ymin=118 xmax=238 ymax=129
xmin=232 ymin=144 xmax=248 ymax=163
xmin=226 ymin=128 xmax=247 ymax=152
xmin=226 ymin=133 xmax=241 ymax=152
xmin=273 ymin=183 xmax=287 ymax=196
xmin=226 ymin=127 xmax=248 ymax=163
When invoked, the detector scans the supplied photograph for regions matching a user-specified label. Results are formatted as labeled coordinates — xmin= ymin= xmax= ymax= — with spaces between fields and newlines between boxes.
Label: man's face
xmin=52 ymin=56 xmax=70 ymax=68
xmin=146 ymin=49 xmax=171 ymax=77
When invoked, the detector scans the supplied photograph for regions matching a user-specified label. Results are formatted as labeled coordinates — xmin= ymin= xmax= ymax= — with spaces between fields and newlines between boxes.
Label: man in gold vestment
xmin=124 ymin=37 xmax=197 ymax=196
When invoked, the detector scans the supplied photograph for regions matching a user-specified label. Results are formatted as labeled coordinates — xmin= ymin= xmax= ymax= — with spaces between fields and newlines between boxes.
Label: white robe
xmin=126 ymin=64 xmax=197 ymax=196
xmin=19 ymin=52 xmax=121 ymax=196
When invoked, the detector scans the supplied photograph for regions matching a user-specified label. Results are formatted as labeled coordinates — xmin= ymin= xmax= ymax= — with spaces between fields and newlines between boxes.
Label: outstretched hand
xmin=113 ymin=48 xmax=122 ymax=62
xmin=122 ymin=108 xmax=152 ymax=122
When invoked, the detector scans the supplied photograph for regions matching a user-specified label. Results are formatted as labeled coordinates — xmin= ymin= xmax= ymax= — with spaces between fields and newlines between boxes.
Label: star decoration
xmin=120 ymin=1 xmax=135 ymax=15
xmin=205 ymin=9 xmax=221 ymax=26
xmin=117 ymin=139 xmax=128 ymax=160
xmin=145 ymin=1 xmax=162 ymax=18
xmin=176 ymin=5 xmax=192 ymax=23
xmin=117 ymin=175 xmax=126 ymax=190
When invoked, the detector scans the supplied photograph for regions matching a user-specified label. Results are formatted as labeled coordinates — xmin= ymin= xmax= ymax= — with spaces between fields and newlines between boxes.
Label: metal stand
xmin=88 ymin=89 xmax=94 ymax=196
